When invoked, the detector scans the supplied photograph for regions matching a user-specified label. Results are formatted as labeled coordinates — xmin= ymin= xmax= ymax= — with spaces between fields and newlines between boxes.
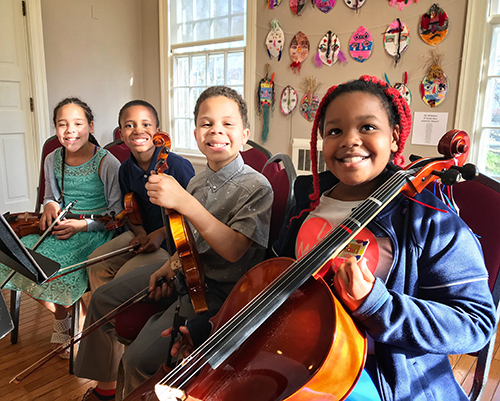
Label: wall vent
xmin=292 ymin=138 xmax=327 ymax=175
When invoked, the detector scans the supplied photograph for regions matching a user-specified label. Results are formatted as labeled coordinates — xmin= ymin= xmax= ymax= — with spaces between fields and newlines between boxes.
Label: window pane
xmin=214 ymin=18 xmax=229 ymax=39
xmin=232 ymin=0 xmax=245 ymax=13
xmin=214 ymin=0 xmax=229 ymax=17
xmin=488 ymin=26 xmax=500 ymax=76
xmin=482 ymin=78 xmax=500 ymax=127
xmin=174 ymin=57 xmax=189 ymax=86
xmin=194 ymin=21 xmax=211 ymax=41
xmin=227 ymin=52 xmax=244 ymax=85
xmin=484 ymin=128 xmax=500 ymax=176
xmin=174 ymin=119 xmax=193 ymax=149
xmin=173 ymin=88 xmax=189 ymax=118
xmin=191 ymin=87 xmax=205 ymax=116
xmin=208 ymin=54 xmax=225 ymax=85
xmin=190 ymin=56 xmax=206 ymax=86
xmin=195 ymin=2 xmax=210 ymax=20
xmin=231 ymin=15 xmax=245 ymax=36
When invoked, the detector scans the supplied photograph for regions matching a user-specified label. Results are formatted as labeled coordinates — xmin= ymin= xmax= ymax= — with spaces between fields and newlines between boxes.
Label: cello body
xmin=126 ymin=258 xmax=366 ymax=401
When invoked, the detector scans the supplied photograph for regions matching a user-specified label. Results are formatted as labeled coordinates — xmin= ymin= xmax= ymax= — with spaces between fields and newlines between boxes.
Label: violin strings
xmin=157 ymin=168 xmax=418 ymax=393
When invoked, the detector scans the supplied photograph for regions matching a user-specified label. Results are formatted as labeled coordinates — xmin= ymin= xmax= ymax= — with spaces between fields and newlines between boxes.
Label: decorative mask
xmin=420 ymin=4 xmax=449 ymax=46
xmin=384 ymin=19 xmax=410 ymax=66
xmin=421 ymin=51 xmax=448 ymax=108
xmin=314 ymin=0 xmax=336 ymax=13
xmin=290 ymin=0 xmax=307 ymax=15
xmin=389 ymin=0 xmax=417 ymax=11
xmin=266 ymin=19 xmax=285 ymax=61
xmin=385 ymin=72 xmax=412 ymax=106
xmin=349 ymin=26 xmax=373 ymax=63
xmin=315 ymin=31 xmax=345 ymax=67
xmin=344 ymin=0 xmax=367 ymax=10
xmin=300 ymin=77 xmax=320 ymax=122
xmin=280 ymin=85 xmax=298 ymax=116
xmin=394 ymin=82 xmax=412 ymax=106
xmin=290 ymin=31 xmax=310 ymax=74
xmin=267 ymin=0 xmax=282 ymax=9
xmin=257 ymin=68 xmax=275 ymax=143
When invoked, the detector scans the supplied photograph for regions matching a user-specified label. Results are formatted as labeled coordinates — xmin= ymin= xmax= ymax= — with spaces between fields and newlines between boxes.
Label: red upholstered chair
xmin=104 ymin=138 xmax=131 ymax=163
xmin=113 ymin=126 xmax=121 ymax=141
xmin=261 ymin=153 xmax=297 ymax=248
xmin=8 ymin=135 xmax=83 ymax=372
xmin=240 ymin=139 xmax=273 ymax=172
xmin=429 ymin=174 xmax=500 ymax=401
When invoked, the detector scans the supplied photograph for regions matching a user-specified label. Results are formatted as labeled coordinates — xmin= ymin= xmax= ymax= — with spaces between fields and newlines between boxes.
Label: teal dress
xmin=0 ymin=148 xmax=115 ymax=306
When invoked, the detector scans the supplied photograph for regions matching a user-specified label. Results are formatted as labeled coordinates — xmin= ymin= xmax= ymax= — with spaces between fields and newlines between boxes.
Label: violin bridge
xmin=154 ymin=383 xmax=187 ymax=401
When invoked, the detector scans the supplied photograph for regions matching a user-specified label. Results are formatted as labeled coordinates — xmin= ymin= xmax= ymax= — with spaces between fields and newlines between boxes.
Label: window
xmin=459 ymin=1 xmax=500 ymax=179
xmin=166 ymin=0 xmax=247 ymax=154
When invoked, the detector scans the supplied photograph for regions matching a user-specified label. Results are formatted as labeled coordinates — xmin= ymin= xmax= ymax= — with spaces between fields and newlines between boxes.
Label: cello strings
xmin=157 ymin=168 xmax=417 ymax=391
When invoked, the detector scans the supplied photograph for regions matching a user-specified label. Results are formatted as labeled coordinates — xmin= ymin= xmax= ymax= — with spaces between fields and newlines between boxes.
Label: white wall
xmin=254 ymin=0 xmax=468 ymax=161
xmin=41 ymin=0 xmax=159 ymax=146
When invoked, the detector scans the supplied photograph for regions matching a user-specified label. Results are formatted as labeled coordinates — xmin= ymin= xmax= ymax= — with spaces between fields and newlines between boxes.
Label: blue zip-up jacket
xmin=272 ymin=168 xmax=497 ymax=401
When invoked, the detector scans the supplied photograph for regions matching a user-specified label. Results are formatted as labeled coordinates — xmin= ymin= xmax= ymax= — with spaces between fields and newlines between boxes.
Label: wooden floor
xmin=2 ymin=290 xmax=500 ymax=401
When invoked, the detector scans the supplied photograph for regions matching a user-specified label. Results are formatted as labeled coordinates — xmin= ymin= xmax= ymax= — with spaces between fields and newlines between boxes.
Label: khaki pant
xmin=87 ymin=230 xmax=170 ymax=292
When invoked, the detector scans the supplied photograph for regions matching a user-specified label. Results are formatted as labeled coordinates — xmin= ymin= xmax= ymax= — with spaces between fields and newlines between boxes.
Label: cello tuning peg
xmin=451 ymin=163 xmax=479 ymax=181
xmin=432 ymin=168 xmax=461 ymax=186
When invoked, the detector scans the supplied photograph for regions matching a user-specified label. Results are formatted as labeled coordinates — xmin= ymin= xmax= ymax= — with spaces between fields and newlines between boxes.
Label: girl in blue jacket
xmin=271 ymin=75 xmax=497 ymax=400
xmin=163 ymin=75 xmax=496 ymax=401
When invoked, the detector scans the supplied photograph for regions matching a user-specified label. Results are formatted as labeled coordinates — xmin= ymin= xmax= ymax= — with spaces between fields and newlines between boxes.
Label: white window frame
xmin=455 ymin=1 xmax=498 ymax=176
xmin=159 ymin=1 xmax=256 ymax=167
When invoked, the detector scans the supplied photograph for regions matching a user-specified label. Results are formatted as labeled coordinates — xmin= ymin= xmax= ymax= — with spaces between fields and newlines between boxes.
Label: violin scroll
xmin=153 ymin=131 xmax=172 ymax=175
xmin=105 ymin=192 xmax=143 ymax=230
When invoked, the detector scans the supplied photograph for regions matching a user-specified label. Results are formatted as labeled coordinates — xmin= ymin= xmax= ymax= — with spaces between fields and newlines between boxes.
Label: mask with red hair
xmin=307 ymin=74 xmax=411 ymax=213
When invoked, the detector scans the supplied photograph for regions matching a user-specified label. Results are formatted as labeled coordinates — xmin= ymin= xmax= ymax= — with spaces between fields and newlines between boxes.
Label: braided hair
xmin=306 ymin=74 xmax=411 ymax=215
xmin=52 ymin=97 xmax=99 ymax=204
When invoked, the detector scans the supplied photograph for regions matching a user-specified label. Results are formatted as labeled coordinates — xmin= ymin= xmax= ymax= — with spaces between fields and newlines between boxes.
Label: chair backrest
xmin=35 ymin=136 xmax=63 ymax=213
xmin=104 ymin=138 xmax=131 ymax=164
xmin=240 ymin=139 xmax=273 ymax=173
xmin=261 ymin=153 xmax=297 ymax=248
xmin=113 ymin=126 xmax=121 ymax=141
xmin=429 ymin=174 xmax=500 ymax=401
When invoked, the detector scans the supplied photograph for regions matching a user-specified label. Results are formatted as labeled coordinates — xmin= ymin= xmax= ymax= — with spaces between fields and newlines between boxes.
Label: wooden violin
xmin=105 ymin=192 xmax=143 ymax=230
xmin=125 ymin=130 xmax=478 ymax=401
xmin=3 ymin=210 xmax=121 ymax=238
xmin=153 ymin=131 xmax=208 ymax=313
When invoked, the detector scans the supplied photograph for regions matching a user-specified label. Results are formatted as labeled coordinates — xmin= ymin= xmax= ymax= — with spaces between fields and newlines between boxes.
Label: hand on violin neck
xmin=40 ymin=202 xmax=61 ymax=231
xmin=145 ymin=172 xmax=190 ymax=213
xmin=333 ymin=256 xmax=375 ymax=312
xmin=149 ymin=255 xmax=178 ymax=301
xmin=161 ymin=325 xmax=194 ymax=359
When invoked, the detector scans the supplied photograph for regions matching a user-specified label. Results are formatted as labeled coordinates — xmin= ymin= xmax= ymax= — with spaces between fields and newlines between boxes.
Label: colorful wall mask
xmin=344 ymin=0 xmax=367 ymax=10
xmin=315 ymin=31 xmax=345 ymax=67
xmin=349 ymin=26 xmax=373 ymax=63
xmin=420 ymin=4 xmax=449 ymax=46
xmin=384 ymin=19 xmax=410 ymax=66
xmin=421 ymin=73 xmax=448 ymax=108
xmin=290 ymin=31 xmax=310 ymax=74
xmin=290 ymin=0 xmax=307 ymax=15
xmin=280 ymin=85 xmax=298 ymax=116
xmin=266 ymin=19 xmax=284 ymax=61
xmin=314 ymin=0 xmax=336 ymax=13
xmin=267 ymin=0 xmax=282 ymax=9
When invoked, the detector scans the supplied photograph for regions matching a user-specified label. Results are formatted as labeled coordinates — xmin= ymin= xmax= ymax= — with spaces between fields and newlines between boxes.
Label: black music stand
xmin=0 ymin=214 xmax=60 ymax=339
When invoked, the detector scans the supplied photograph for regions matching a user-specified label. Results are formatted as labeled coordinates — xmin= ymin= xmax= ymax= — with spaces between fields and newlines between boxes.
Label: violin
xmin=153 ymin=132 xmax=208 ymax=313
xmin=105 ymin=192 xmax=143 ymax=230
xmin=125 ymin=130 xmax=478 ymax=401
xmin=3 ymin=210 xmax=120 ymax=238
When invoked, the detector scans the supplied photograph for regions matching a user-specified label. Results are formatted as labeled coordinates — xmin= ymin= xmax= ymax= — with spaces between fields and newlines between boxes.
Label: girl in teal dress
xmin=0 ymin=98 xmax=122 ymax=357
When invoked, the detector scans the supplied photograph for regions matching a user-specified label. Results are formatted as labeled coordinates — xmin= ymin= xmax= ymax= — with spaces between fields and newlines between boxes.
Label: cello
xmin=153 ymin=131 xmax=208 ymax=313
xmin=125 ymin=130 xmax=478 ymax=401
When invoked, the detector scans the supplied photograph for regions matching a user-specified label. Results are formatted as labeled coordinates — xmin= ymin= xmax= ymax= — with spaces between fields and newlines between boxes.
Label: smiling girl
xmin=0 ymin=97 xmax=122 ymax=358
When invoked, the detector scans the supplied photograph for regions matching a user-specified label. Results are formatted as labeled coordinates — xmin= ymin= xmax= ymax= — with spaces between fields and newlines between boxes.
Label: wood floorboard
xmin=2 ymin=289 xmax=500 ymax=400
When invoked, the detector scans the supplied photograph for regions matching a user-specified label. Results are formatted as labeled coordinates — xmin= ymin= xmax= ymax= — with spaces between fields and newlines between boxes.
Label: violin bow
xmin=0 ymin=200 xmax=77 ymax=288
xmin=9 ymin=276 xmax=172 ymax=384
xmin=45 ymin=244 xmax=140 ymax=282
